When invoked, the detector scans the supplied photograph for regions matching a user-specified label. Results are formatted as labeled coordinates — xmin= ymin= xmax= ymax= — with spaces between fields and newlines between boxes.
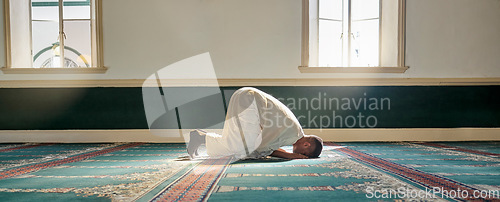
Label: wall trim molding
xmin=0 ymin=128 xmax=498 ymax=143
xmin=298 ymin=66 xmax=409 ymax=73
xmin=1 ymin=67 xmax=108 ymax=74
xmin=1 ymin=78 xmax=500 ymax=88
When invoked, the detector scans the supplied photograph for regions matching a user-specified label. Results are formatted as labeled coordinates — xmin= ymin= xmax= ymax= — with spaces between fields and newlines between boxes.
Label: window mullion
xmin=58 ymin=0 xmax=64 ymax=67
xmin=315 ymin=0 xmax=320 ymax=66
xmin=341 ymin=0 xmax=345 ymax=66
xmin=341 ymin=0 xmax=350 ymax=66
xmin=29 ymin=0 xmax=34 ymax=68
xmin=347 ymin=0 xmax=352 ymax=67
xmin=90 ymin=0 xmax=95 ymax=67
xmin=379 ymin=0 xmax=382 ymax=67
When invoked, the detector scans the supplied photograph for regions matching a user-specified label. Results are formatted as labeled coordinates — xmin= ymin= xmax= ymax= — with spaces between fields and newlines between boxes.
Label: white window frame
xmin=2 ymin=0 xmax=106 ymax=74
xmin=300 ymin=0 xmax=408 ymax=73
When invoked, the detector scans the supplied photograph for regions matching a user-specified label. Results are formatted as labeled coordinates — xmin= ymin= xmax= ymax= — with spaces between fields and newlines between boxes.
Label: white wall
xmin=1 ymin=0 xmax=499 ymax=81
xmin=405 ymin=0 xmax=500 ymax=78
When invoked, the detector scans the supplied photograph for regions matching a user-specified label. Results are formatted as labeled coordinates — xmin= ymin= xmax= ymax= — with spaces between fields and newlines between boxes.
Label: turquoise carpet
xmin=0 ymin=142 xmax=498 ymax=201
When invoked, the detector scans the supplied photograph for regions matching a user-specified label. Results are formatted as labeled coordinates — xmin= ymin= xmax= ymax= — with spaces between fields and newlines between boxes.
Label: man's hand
xmin=270 ymin=149 xmax=309 ymax=159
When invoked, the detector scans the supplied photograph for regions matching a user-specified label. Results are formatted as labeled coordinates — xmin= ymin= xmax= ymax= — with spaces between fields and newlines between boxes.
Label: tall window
xmin=302 ymin=0 xmax=406 ymax=71
xmin=319 ymin=0 xmax=379 ymax=67
xmin=4 ymin=0 xmax=104 ymax=71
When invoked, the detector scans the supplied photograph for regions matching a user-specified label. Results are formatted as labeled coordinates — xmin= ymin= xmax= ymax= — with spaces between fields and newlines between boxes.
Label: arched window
xmin=3 ymin=0 xmax=105 ymax=73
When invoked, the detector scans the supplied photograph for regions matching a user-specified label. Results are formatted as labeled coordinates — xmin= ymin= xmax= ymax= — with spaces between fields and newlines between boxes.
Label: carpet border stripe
xmin=201 ymin=158 xmax=232 ymax=202
xmin=414 ymin=142 xmax=500 ymax=157
xmin=147 ymin=162 xmax=199 ymax=201
xmin=327 ymin=142 xmax=497 ymax=201
xmin=0 ymin=143 xmax=144 ymax=180
xmin=0 ymin=143 xmax=55 ymax=152
xmin=133 ymin=162 xmax=198 ymax=202
xmin=149 ymin=157 xmax=232 ymax=202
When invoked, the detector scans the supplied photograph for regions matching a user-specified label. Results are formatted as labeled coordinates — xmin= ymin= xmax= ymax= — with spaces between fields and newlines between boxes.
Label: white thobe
xmin=205 ymin=87 xmax=304 ymax=159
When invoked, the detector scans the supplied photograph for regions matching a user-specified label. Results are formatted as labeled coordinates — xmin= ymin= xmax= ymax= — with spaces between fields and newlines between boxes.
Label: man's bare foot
xmin=187 ymin=130 xmax=206 ymax=159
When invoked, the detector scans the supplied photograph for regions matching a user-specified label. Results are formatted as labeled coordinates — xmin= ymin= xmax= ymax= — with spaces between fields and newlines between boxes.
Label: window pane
xmin=319 ymin=20 xmax=342 ymax=67
xmin=31 ymin=3 xmax=59 ymax=21
xmin=351 ymin=19 xmax=379 ymax=67
xmin=63 ymin=21 xmax=92 ymax=67
xmin=31 ymin=0 xmax=58 ymax=3
xmin=63 ymin=0 xmax=91 ymax=20
xmin=319 ymin=0 xmax=343 ymax=20
xmin=351 ymin=0 xmax=379 ymax=20
xmin=32 ymin=21 xmax=62 ymax=68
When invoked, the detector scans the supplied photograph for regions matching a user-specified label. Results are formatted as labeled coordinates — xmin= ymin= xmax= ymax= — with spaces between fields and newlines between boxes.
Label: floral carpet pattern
xmin=0 ymin=142 xmax=498 ymax=201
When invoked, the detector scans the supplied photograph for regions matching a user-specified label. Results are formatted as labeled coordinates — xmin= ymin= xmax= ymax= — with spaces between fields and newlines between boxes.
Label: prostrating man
xmin=187 ymin=87 xmax=323 ymax=159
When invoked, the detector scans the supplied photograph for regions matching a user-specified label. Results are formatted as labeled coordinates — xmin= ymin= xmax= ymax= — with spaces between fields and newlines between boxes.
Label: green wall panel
xmin=0 ymin=86 xmax=499 ymax=130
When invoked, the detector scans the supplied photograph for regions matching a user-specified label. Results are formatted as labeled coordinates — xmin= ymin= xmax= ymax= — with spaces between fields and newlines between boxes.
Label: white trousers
xmin=205 ymin=88 xmax=263 ymax=158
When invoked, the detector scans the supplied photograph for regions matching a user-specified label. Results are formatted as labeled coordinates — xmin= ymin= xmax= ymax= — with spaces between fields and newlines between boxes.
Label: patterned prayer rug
xmin=0 ymin=142 xmax=498 ymax=201
xmin=0 ymin=143 xmax=199 ymax=201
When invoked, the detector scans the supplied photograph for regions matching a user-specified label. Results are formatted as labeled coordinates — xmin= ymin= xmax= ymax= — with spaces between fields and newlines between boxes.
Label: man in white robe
xmin=188 ymin=87 xmax=323 ymax=159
